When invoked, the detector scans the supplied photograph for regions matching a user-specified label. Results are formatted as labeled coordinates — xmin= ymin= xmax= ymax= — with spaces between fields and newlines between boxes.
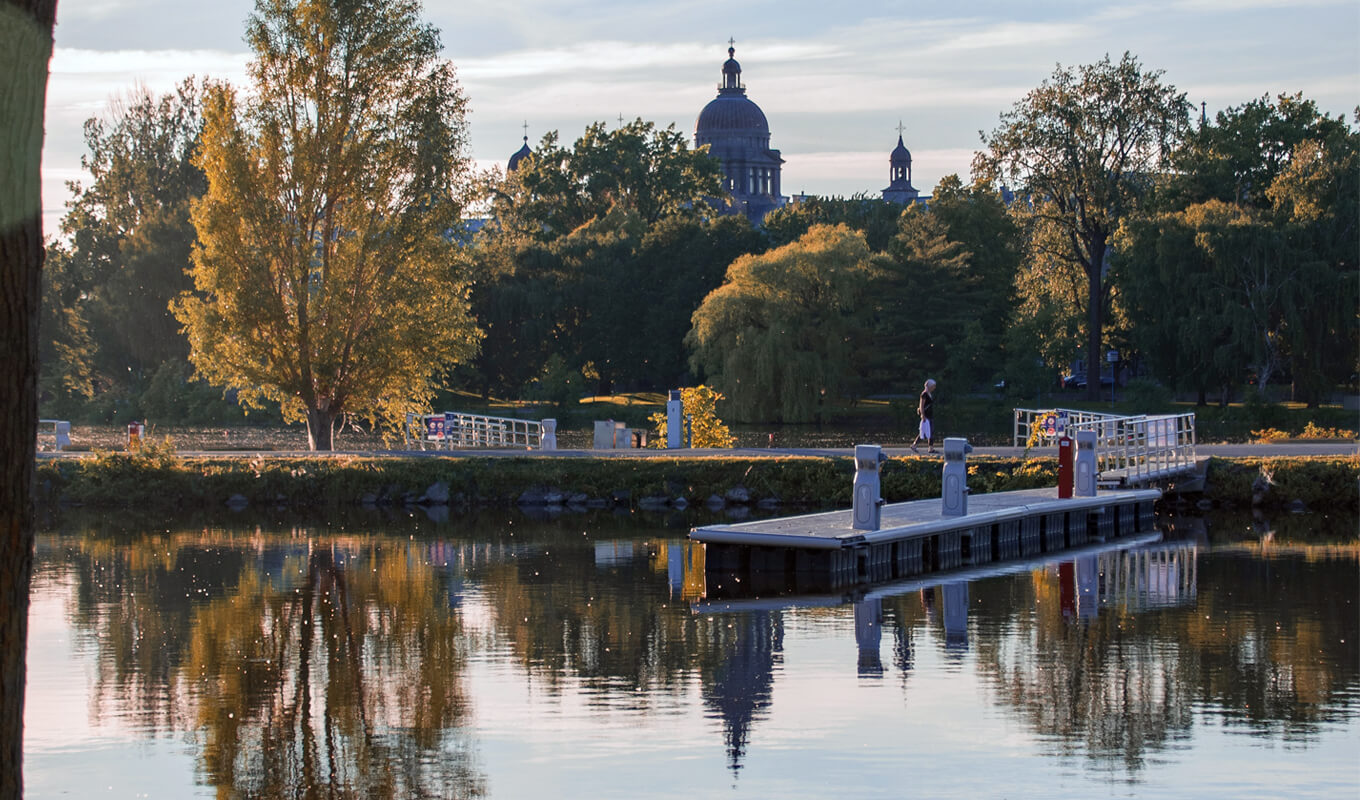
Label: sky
xmin=39 ymin=0 xmax=1360 ymax=235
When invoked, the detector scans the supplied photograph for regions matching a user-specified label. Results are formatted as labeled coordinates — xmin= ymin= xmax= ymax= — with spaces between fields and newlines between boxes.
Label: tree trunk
xmin=0 ymin=3 xmax=57 ymax=798
xmin=306 ymin=405 xmax=336 ymax=451
xmin=1085 ymin=258 xmax=1104 ymax=402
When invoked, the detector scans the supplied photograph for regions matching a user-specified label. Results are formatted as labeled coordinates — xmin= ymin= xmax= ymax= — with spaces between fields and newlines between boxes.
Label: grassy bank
xmin=35 ymin=451 xmax=1359 ymax=515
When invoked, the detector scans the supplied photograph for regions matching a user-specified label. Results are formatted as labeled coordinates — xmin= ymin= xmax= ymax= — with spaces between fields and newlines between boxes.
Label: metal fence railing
xmin=1013 ymin=408 xmax=1197 ymax=486
xmin=404 ymin=412 xmax=545 ymax=450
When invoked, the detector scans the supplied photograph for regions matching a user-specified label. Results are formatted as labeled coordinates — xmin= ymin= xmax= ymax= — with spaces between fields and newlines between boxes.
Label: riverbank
xmin=33 ymin=451 xmax=1359 ymax=515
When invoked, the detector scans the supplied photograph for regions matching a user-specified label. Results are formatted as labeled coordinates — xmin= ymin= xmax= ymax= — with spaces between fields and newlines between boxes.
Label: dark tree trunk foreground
xmin=0 ymin=2 xmax=57 ymax=797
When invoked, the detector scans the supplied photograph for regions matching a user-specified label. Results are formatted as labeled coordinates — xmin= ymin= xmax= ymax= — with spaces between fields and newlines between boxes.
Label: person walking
xmin=910 ymin=378 xmax=937 ymax=454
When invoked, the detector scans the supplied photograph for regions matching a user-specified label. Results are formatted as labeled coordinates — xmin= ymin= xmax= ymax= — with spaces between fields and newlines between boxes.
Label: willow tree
xmin=175 ymin=0 xmax=478 ymax=449
xmin=980 ymin=53 xmax=1189 ymax=398
xmin=687 ymin=224 xmax=873 ymax=422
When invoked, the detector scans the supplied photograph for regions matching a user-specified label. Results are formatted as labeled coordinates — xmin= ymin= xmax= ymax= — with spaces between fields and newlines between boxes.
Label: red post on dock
xmin=1057 ymin=433 xmax=1074 ymax=498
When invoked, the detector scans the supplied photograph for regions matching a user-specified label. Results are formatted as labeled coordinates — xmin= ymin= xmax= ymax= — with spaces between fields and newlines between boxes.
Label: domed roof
xmin=696 ymin=45 xmax=769 ymax=136
xmin=508 ymin=137 xmax=532 ymax=172
xmin=891 ymin=134 xmax=911 ymax=164
xmin=697 ymin=94 xmax=770 ymax=134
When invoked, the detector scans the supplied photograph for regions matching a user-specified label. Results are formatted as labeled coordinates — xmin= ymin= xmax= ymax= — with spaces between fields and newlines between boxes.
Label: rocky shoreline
xmin=33 ymin=452 xmax=1359 ymax=516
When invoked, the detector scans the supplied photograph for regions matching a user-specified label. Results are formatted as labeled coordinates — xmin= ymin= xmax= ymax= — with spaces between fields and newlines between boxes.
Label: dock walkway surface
xmin=689 ymin=487 xmax=1160 ymax=551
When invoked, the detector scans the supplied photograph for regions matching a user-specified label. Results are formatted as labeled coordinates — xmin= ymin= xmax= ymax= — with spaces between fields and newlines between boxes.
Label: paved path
xmin=36 ymin=442 xmax=1358 ymax=460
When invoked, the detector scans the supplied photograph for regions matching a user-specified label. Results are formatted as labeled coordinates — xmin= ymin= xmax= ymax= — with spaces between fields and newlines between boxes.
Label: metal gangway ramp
xmin=1014 ymin=408 xmax=1199 ymax=488
xmin=404 ymin=411 xmax=546 ymax=450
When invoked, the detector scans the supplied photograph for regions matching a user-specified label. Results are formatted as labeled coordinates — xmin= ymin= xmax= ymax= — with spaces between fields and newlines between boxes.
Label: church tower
xmin=508 ymin=122 xmax=532 ymax=172
xmin=695 ymin=43 xmax=785 ymax=223
xmin=882 ymin=127 xmax=920 ymax=204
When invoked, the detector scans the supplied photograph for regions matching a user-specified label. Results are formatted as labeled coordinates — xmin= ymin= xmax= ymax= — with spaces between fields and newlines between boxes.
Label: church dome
xmin=697 ymin=94 xmax=770 ymax=134
xmin=507 ymin=137 xmax=532 ymax=172
xmin=891 ymin=134 xmax=911 ymax=165
xmin=696 ymin=46 xmax=770 ymax=137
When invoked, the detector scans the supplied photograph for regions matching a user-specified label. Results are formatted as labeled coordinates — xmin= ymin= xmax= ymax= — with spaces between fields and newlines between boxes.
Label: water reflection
xmin=28 ymin=510 xmax=1360 ymax=798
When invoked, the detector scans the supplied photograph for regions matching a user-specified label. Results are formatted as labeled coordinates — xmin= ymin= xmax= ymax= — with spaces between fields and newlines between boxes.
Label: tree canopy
xmin=468 ymin=119 xmax=753 ymax=398
xmin=174 ymin=0 xmax=479 ymax=449
xmin=42 ymin=80 xmax=205 ymax=405
xmin=980 ymin=52 xmax=1190 ymax=398
xmin=688 ymin=224 xmax=874 ymax=422
xmin=1117 ymin=95 xmax=1358 ymax=405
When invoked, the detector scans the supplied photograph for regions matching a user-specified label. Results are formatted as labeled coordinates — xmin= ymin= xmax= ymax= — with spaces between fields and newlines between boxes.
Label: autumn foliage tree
xmin=980 ymin=53 xmax=1190 ymax=397
xmin=174 ymin=0 xmax=479 ymax=449
xmin=688 ymin=224 xmax=874 ymax=422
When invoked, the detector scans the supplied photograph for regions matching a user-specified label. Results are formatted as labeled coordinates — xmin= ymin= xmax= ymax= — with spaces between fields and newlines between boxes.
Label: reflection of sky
xmin=25 ymin=575 xmax=208 ymax=799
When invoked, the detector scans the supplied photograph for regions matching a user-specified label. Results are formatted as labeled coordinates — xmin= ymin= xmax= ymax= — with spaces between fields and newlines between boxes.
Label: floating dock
xmin=690 ymin=487 xmax=1161 ymax=589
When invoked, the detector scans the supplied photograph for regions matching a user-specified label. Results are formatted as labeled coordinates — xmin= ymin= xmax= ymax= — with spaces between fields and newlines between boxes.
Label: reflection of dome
xmin=508 ymin=136 xmax=532 ymax=172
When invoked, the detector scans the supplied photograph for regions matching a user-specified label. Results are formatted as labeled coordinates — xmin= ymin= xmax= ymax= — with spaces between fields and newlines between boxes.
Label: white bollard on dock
xmin=1075 ymin=430 xmax=1097 ymax=496
xmin=942 ymin=437 xmax=973 ymax=516
xmin=852 ymin=444 xmax=888 ymax=531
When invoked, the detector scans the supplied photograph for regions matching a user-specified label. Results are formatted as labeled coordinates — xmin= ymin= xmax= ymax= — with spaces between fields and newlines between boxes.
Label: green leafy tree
xmin=1265 ymin=117 xmax=1359 ymax=405
xmin=1117 ymin=95 xmax=1358 ymax=405
xmin=44 ymin=80 xmax=206 ymax=405
xmin=174 ymin=0 xmax=479 ymax=450
xmin=862 ymin=206 xmax=970 ymax=394
xmin=762 ymin=194 xmax=905 ymax=252
xmin=471 ymin=120 xmax=742 ymax=397
xmin=687 ymin=224 xmax=873 ymax=422
xmin=910 ymin=176 xmax=1022 ymax=391
xmin=38 ymin=242 xmax=97 ymax=403
xmin=980 ymin=53 xmax=1190 ymax=398
xmin=648 ymin=385 xmax=735 ymax=448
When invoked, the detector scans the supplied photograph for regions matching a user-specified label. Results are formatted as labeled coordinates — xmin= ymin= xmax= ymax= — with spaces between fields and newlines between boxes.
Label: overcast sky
xmin=41 ymin=0 xmax=1359 ymax=234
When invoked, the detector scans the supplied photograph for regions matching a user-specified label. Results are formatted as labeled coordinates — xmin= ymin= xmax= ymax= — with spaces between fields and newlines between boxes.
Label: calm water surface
xmin=25 ymin=509 xmax=1360 ymax=799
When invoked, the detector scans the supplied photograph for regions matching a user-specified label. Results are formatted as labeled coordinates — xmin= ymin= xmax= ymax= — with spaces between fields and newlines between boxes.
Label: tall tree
xmin=980 ymin=53 xmax=1190 ymax=398
xmin=44 ymin=80 xmax=205 ymax=404
xmin=175 ymin=0 xmax=479 ymax=450
xmin=688 ymin=224 xmax=873 ymax=422
xmin=1117 ymin=95 xmax=1358 ymax=405
xmin=1 ymin=3 xmax=57 ymax=797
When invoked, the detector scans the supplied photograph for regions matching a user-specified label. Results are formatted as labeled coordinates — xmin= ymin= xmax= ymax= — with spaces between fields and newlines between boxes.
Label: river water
xmin=24 ymin=508 xmax=1360 ymax=799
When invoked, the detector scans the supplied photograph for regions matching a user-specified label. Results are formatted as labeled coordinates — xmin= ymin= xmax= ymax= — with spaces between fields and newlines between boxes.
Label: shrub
xmin=648 ymin=386 xmax=735 ymax=448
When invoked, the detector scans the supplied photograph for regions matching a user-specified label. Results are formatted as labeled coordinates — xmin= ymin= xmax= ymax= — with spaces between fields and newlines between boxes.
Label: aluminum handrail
xmin=1013 ymin=408 xmax=1197 ymax=485
xmin=404 ymin=411 xmax=544 ymax=450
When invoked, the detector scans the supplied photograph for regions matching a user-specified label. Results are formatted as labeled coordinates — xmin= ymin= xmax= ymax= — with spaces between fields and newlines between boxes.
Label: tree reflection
xmin=61 ymin=529 xmax=484 ymax=798
xmin=969 ymin=541 xmax=1358 ymax=771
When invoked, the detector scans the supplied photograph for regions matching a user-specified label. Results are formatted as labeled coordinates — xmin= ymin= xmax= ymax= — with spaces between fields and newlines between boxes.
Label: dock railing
xmin=1014 ymin=408 xmax=1197 ymax=485
xmin=404 ymin=412 xmax=544 ymax=450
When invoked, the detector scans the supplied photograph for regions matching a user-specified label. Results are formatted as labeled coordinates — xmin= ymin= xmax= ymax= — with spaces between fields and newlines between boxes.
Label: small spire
xmin=896 ymin=120 xmax=906 ymax=138
xmin=618 ymin=113 xmax=625 ymax=126
xmin=521 ymin=119 xmax=529 ymax=144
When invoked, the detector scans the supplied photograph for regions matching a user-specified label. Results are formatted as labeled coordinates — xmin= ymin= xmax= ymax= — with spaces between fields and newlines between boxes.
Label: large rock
xmin=724 ymin=486 xmax=750 ymax=504
xmin=517 ymin=487 xmax=548 ymax=506
xmin=423 ymin=481 xmax=450 ymax=505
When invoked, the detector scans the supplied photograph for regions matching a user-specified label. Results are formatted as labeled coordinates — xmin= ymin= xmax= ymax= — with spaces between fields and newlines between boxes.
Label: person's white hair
xmin=925 ymin=379 xmax=936 ymax=389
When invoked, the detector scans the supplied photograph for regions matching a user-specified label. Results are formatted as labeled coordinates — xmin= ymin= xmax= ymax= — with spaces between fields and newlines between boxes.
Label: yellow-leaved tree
xmin=647 ymin=385 xmax=735 ymax=448
xmin=173 ymin=0 xmax=480 ymax=450
xmin=687 ymin=224 xmax=874 ymax=423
